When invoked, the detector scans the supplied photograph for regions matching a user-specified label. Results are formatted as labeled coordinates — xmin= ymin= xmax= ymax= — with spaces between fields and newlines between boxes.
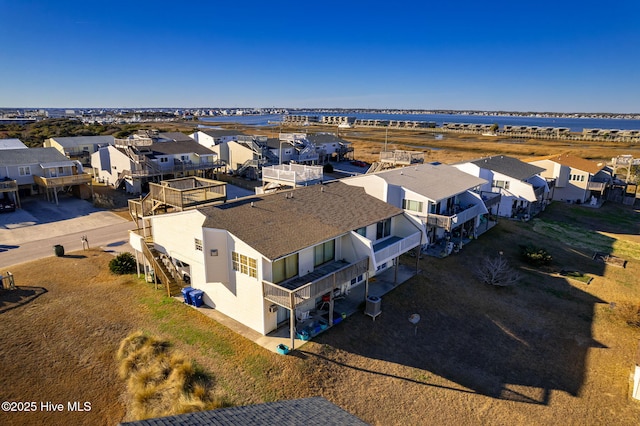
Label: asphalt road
xmin=0 ymin=197 xmax=136 ymax=269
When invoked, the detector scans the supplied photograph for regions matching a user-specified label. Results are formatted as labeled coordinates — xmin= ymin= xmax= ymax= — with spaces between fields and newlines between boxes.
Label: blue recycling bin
xmin=181 ymin=287 xmax=194 ymax=304
xmin=189 ymin=289 xmax=204 ymax=307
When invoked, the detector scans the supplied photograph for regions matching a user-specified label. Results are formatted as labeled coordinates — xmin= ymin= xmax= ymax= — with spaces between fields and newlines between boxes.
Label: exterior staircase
xmin=140 ymin=239 xmax=186 ymax=297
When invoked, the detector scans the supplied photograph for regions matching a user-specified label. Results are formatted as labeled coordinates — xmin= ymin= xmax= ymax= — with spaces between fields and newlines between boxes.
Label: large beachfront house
xmin=528 ymin=154 xmax=611 ymax=204
xmin=129 ymin=182 xmax=422 ymax=347
xmin=342 ymin=163 xmax=498 ymax=253
xmin=91 ymin=131 xmax=224 ymax=194
xmin=453 ymin=156 xmax=550 ymax=220
xmin=0 ymin=147 xmax=92 ymax=205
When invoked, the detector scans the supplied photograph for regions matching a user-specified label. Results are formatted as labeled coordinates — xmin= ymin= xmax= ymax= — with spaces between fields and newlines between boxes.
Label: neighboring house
xmin=0 ymin=138 xmax=28 ymax=150
xmin=342 ymin=163 xmax=495 ymax=251
xmin=91 ymin=131 xmax=223 ymax=194
xmin=44 ymin=135 xmax=114 ymax=166
xmin=0 ymin=147 xmax=92 ymax=205
xmin=119 ymin=397 xmax=366 ymax=426
xmin=129 ymin=182 xmax=422 ymax=348
xmin=190 ymin=129 xmax=245 ymax=148
xmin=453 ymin=155 xmax=549 ymax=220
xmin=528 ymin=154 xmax=612 ymax=204
xmin=267 ymin=133 xmax=319 ymax=165
xmin=306 ymin=133 xmax=354 ymax=163
xmin=191 ymin=130 xmax=278 ymax=178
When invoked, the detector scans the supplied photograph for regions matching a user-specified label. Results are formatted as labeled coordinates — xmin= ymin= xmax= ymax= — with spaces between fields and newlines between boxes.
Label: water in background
xmin=201 ymin=112 xmax=640 ymax=132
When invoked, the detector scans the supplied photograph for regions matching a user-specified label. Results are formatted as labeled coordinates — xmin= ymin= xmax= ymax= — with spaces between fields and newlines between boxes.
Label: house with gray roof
xmin=119 ymin=396 xmax=366 ymax=426
xmin=0 ymin=138 xmax=28 ymax=150
xmin=44 ymin=135 xmax=114 ymax=165
xmin=129 ymin=181 xmax=422 ymax=349
xmin=342 ymin=163 xmax=498 ymax=255
xmin=91 ymin=131 xmax=224 ymax=194
xmin=0 ymin=147 xmax=92 ymax=205
xmin=453 ymin=155 xmax=549 ymax=220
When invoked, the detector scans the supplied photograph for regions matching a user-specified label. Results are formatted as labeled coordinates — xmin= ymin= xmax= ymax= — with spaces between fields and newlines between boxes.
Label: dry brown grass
xmin=116 ymin=331 xmax=222 ymax=421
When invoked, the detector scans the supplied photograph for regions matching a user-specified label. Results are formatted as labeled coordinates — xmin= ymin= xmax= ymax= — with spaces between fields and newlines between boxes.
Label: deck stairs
xmin=140 ymin=239 xmax=186 ymax=297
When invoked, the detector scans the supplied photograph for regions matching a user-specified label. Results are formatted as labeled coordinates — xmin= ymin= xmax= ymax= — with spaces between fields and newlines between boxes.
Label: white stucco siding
xmin=298 ymin=246 xmax=315 ymax=278
xmin=342 ymin=174 xmax=387 ymax=201
xmin=198 ymin=233 xmax=267 ymax=334
xmin=151 ymin=210 xmax=207 ymax=285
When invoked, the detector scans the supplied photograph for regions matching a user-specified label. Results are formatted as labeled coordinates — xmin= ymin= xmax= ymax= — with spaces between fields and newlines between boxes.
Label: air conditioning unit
xmin=268 ymin=304 xmax=278 ymax=313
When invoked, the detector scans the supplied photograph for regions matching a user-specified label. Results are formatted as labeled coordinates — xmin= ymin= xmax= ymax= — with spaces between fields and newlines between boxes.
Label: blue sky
xmin=1 ymin=0 xmax=639 ymax=112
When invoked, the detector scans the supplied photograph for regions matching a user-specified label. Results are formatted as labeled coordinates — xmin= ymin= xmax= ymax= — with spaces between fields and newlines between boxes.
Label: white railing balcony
xmin=373 ymin=231 xmax=421 ymax=266
xmin=262 ymin=164 xmax=323 ymax=185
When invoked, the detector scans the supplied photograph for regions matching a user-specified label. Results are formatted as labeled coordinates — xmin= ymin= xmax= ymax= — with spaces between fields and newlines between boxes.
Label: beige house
xmin=528 ymin=154 xmax=611 ymax=203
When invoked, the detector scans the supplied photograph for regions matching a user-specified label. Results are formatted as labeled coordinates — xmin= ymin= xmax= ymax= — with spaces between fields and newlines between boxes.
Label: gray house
xmin=0 ymin=147 xmax=92 ymax=205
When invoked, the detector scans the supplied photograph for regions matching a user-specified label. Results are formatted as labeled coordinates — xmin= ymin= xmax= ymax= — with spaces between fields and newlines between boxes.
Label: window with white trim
xmin=493 ymin=180 xmax=509 ymax=190
xmin=376 ymin=218 xmax=391 ymax=240
xmin=402 ymin=199 xmax=423 ymax=212
xmin=232 ymin=252 xmax=257 ymax=278
xmin=19 ymin=166 xmax=31 ymax=176
xmin=194 ymin=238 xmax=203 ymax=251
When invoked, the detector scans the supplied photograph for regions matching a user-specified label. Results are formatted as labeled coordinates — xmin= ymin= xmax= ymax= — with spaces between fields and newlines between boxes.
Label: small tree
xmin=489 ymin=123 xmax=499 ymax=133
xmin=476 ymin=254 xmax=520 ymax=287
xmin=109 ymin=252 xmax=137 ymax=275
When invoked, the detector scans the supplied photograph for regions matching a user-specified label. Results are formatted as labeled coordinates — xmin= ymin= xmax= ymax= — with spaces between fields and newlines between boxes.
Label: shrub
xmin=520 ymin=245 xmax=552 ymax=266
xmin=323 ymin=163 xmax=334 ymax=173
xmin=476 ymin=254 xmax=520 ymax=287
xmin=109 ymin=252 xmax=137 ymax=274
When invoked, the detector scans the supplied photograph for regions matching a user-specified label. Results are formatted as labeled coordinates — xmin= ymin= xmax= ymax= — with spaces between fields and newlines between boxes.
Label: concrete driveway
xmin=0 ymin=195 xmax=135 ymax=269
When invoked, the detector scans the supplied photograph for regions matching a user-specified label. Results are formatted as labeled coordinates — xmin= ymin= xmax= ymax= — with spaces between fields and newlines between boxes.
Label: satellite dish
xmin=408 ymin=314 xmax=420 ymax=335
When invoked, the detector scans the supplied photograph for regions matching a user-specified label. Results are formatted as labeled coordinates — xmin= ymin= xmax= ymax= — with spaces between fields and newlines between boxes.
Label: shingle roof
xmin=158 ymin=132 xmax=195 ymax=143
xmin=151 ymin=140 xmax=216 ymax=156
xmin=371 ymin=163 xmax=487 ymax=201
xmin=119 ymin=397 xmax=367 ymax=426
xmin=0 ymin=138 xmax=27 ymax=149
xmin=0 ymin=147 xmax=75 ymax=166
xmin=307 ymin=133 xmax=350 ymax=145
xmin=198 ymin=129 xmax=247 ymax=138
xmin=47 ymin=135 xmax=114 ymax=147
xmin=200 ymin=181 xmax=403 ymax=260
xmin=470 ymin=155 xmax=545 ymax=180
xmin=546 ymin=154 xmax=604 ymax=175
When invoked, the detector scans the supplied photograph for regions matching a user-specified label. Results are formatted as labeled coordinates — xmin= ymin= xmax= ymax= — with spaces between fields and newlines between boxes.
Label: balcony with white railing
xmin=422 ymin=201 xmax=486 ymax=231
xmin=372 ymin=231 xmax=421 ymax=267
xmin=262 ymin=164 xmax=323 ymax=187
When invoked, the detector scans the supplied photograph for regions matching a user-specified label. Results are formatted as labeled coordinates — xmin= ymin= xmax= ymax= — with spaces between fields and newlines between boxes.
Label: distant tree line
xmin=0 ymin=118 xmax=194 ymax=148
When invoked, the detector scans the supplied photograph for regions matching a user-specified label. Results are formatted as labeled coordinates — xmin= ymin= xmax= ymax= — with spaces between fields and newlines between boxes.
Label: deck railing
xmin=33 ymin=173 xmax=92 ymax=187
xmin=373 ymin=232 xmax=421 ymax=264
xmin=263 ymin=257 xmax=369 ymax=310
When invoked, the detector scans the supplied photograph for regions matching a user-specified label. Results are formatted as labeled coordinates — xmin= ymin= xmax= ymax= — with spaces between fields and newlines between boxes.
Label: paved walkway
xmin=0 ymin=197 xmax=135 ymax=269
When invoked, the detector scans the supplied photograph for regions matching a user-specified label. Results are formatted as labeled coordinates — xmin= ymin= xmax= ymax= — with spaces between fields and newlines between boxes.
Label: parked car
xmin=351 ymin=160 xmax=368 ymax=167
xmin=0 ymin=199 xmax=16 ymax=213
xmin=172 ymin=258 xmax=191 ymax=283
